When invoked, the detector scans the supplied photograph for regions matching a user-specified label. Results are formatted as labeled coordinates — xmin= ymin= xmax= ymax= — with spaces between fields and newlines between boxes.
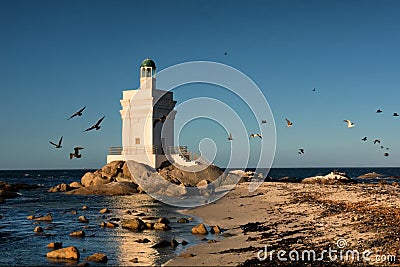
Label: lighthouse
xmin=107 ymin=58 xmax=177 ymax=168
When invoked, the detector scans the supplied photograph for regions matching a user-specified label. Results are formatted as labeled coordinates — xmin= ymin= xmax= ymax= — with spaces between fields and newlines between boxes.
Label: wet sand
xmin=165 ymin=182 xmax=400 ymax=266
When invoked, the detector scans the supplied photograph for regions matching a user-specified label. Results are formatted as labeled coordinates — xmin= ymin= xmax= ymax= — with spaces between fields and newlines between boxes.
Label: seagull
xmin=373 ymin=139 xmax=381 ymax=144
xmin=380 ymin=145 xmax=384 ymax=149
xmin=49 ymin=136 xmax=63 ymax=148
xmin=343 ymin=120 xmax=354 ymax=128
xmin=362 ymin=137 xmax=368 ymax=141
xmin=393 ymin=113 xmax=399 ymax=117
xmin=83 ymin=116 xmax=105 ymax=132
xmin=261 ymin=120 xmax=267 ymax=124
xmin=228 ymin=133 xmax=233 ymax=141
xmin=312 ymin=88 xmax=316 ymax=92
xmin=67 ymin=106 xmax=86 ymax=120
xmin=384 ymin=153 xmax=389 ymax=157
xmin=224 ymin=52 xmax=228 ymax=55
xmin=70 ymin=147 xmax=84 ymax=159
xmin=376 ymin=109 xmax=383 ymax=113
xmin=153 ymin=115 xmax=167 ymax=128
xmin=250 ymin=133 xmax=262 ymax=139
xmin=298 ymin=148 xmax=305 ymax=154
xmin=285 ymin=118 xmax=293 ymax=127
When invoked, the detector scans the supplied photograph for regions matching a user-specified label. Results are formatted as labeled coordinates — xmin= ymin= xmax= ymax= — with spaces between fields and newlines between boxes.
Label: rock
xmin=34 ymin=213 xmax=52 ymax=222
xmin=70 ymin=210 xmax=77 ymax=215
xmin=0 ymin=197 xmax=4 ymax=204
xmin=70 ymin=230 xmax=85 ymax=237
xmin=106 ymin=222 xmax=118 ymax=228
xmin=177 ymin=218 xmax=189 ymax=223
xmin=34 ymin=226 xmax=43 ymax=232
xmin=210 ymin=225 xmax=222 ymax=234
xmin=69 ymin=181 xmax=83 ymax=188
xmin=48 ymin=183 xmax=71 ymax=193
xmin=99 ymin=208 xmax=110 ymax=214
xmin=0 ymin=190 xmax=19 ymax=199
xmin=151 ymin=240 xmax=171 ymax=248
xmin=179 ymin=253 xmax=196 ymax=258
xmin=181 ymin=240 xmax=188 ymax=245
xmin=81 ymin=172 xmax=112 ymax=187
xmin=134 ymin=238 xmax=151 ymax=243
xmin=153 ymin=222 xmax=171 ymax=231
xmin=77 ymin=263 xmax=90 ymax=267
xmin=278 ymin=176 xmax=301 ymax=183
xmin=145 ymin=222 xmax=154 ymax=229
xmin=121 ymin=218 xmax=146 ymax=231
xmin=164 ymin=184 xmax=187 ymax=197
xmin=82 ymin=205 xmax=89 ymax=210
xmin=157 ymin=217 xmax=170 ymax=224
xmin=27 ymin=215 xmax=35 ymax=220
xmin=191 ymin=223 xmax=208 ymax=235
xmin=358 ymin=172 xmax=384 ymax=179
xmin=196 ymin=179 xmax=211 ymax=187
xmin=130 ymin=258 xmax=139 ymax=263
xmin=78 ymin=215 xmax=89 ymax=223
xmin=46 ymin=246 xmax=80 ymax=260
xmin=67 ymin=182 xmax=138 ymax=196
xmin=196 ymin=179 xmax=215 ymax=196
xmin=85 ymin=253 xmax=108 ymax=263
xmin=171 ymin=239 xmax=179 ymax=247
xmin=47 ymin=242 xmax=62 ymax=249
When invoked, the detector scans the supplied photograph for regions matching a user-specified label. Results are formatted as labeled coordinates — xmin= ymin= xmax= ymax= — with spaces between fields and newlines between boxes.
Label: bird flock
xmin=49 ymin=106 xmax=105 ymax=160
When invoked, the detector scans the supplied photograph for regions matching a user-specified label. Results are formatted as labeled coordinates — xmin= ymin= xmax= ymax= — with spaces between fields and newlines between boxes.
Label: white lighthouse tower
xmin=107 ymin=58 xmax=177 ymax=168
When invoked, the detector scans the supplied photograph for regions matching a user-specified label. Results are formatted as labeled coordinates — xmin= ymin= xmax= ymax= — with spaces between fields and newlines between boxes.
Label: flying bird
xmin=384 ymin=153 xmax=389 ymax=157
xmin=362 ymin=137 xmax=368 ymax=141
xmin=70 ymin=147 xmax=84 ymax=159
xmin=298 ymin=148 xmax=305 ymax=154
xmin=376 ymin=109 xmax=382 ymax=113
xmin=393 ymin=113 xmax=399 ymax=117
xmin=343 ymin=120 xmax=354 ymax=128
xmin=285 ymin=118 xmax=293 ymax=127
xmin=83 ymin=116 xmax=105 ymax=132
xmin=153 ymin=115 xmax=167 ymax=128
xmin=380 ymin=145 xmax=384 ymax=149
xmin=250 ymin=133 xmax=262 ymax=139
xmin=261 ymin=120 xmax=267 ymax=124
xmin=49 ymin=136 xmax=63 ymax=148
xmin=67 ymin=106 xmax=86 ymax=120
xmin=224 ymin=52 xmax=228 ymax=55
xmin=312 ymin=88 xmax=316 ymax=92
xmin=373 ymin=139 xmax=381 ymax=144
xmin=228 ymin=133 xmax=233 ymax=141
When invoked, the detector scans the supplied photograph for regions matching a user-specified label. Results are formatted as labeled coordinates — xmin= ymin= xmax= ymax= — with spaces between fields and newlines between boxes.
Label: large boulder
xmin=46 ymin=246 xmax=80 ymax=260
xmin=66 ymin=182 xmax=138 ymax=196
xmin=358 ymin=172 xmax=384 ymax=179
xmin=85 ymin=253 xmax=108 ymax=263
xmin=191 ymin=223 xmax=208 ymax=235
xmin=48 ymin=183 xmax=72 ymax=193
xmin=158 ymin=163 xmax=223 ymax=186
xmin=302 ymin=171 xmax=352 ymax=184
xmin=121 ymin=218 xmax=146 ymax=231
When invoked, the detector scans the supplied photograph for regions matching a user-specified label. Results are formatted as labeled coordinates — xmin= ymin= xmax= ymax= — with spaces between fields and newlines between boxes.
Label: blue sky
xmin=1 ymin=0 xmax=400 ymax=169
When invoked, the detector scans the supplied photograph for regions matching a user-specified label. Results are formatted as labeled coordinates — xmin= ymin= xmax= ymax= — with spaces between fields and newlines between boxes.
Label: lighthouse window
xmin=146 ymin=68 xmax=151 ymax=77
xmin=135 ymin=138 xmax=140 ymax=144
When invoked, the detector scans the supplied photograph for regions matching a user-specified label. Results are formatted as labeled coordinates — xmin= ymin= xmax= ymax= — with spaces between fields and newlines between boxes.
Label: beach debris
xmin=83 ymin=116 xmax=105 ymax=132
xmin=67 ymin=106 xmax=86 ymax=120
xmin=250 ymin=133 xmax=262 ymax=139
xmin=343 ymin=119 xmax=354 ymax=128
xmin=78 ymin=215 xmax=89 ymax=223
xmin=85 ymin=253 xmax=108 ymax=263
xmin=121 ymin=218 xmax=146 ymax=231
xmin=285 ymin=118 xmax=293 ymax=127
xmin=69 ymin=147 xmax=84 ymax=159
xmin=191 ymin=223 xmax=208 ymax=235
xmin=34 ymin=226 xmax=43 ymax=233
xmin=49 ymin=136 xmax=63 ymax=149
xmin=69 ymin=230 xmax=85 ymax=237
xmin=228 ymin=133 xmax=233 ymax=140
xmin=33 ymin=213 xmax=53 ymax=222
xmin=47 ymin=242 xmax=62 ymax=249
xmin=47 ymin=246 xmax=80 ymax=260
xmin=153 ymin=114 xmax=167 ymax=128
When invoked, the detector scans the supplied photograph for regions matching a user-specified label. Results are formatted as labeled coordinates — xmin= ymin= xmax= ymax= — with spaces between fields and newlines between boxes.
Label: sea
xmin=1 ymin=167 xmax=400 ymax=266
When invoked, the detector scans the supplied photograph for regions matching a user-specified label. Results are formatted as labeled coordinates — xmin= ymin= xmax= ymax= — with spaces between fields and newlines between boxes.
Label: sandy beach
xmin=166 ymin=181 xmax=400 ymax=266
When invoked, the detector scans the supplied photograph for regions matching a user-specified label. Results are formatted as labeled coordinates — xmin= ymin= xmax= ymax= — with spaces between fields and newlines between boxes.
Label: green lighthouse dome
xmin=140 ymin=58 xmax=156 ymax=68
